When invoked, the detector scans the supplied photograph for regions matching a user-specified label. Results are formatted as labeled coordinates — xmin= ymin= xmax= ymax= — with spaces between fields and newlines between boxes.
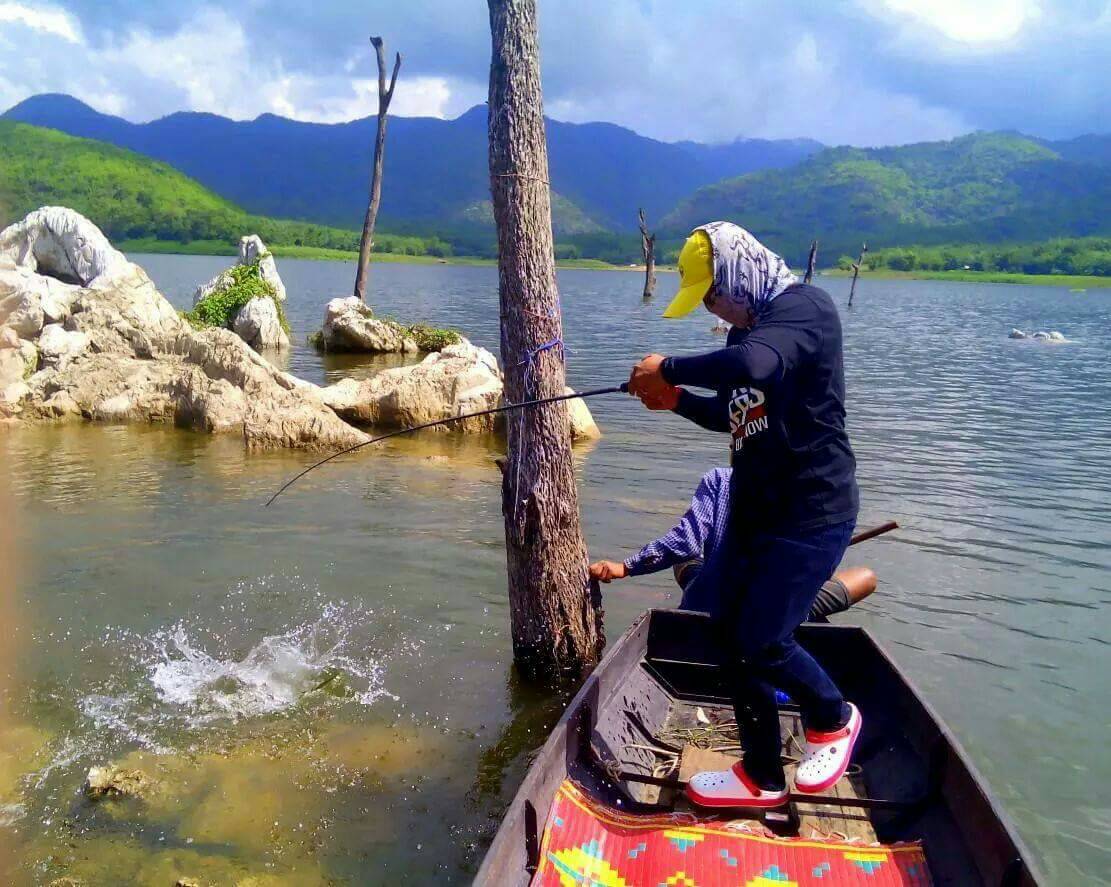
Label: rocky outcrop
xmin=0 ymin=206 xmax=126 ymax=286
xmin=192 ymin=235 xmax=289 ymax=350
xmin=563 ymin=387 xmax=601 ymax=441
xmin=321 ymin=342 xmax=601 ymax=442
xmin=318 ymin=296 xmax=419 ymax=353
xmin=1009 ymin=328 xmax=1068 ymax=342
xmin=0 ymin=208 xmax=365 ymax=450
xmin=84 ymin=764 xmax=152 ymax=801
xmin=238 ymin=234 xmax=286 ymax=303
xmin=322 ymin=341 xmax=501 ymax=431
xmin=1 ymin=208 xmax=599 ymax=448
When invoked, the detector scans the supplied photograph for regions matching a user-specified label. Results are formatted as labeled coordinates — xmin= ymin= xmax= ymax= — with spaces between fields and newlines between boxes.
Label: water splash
xmin=147 ymin=607 xmax=395 ymax=722
xmin=56 ymin=600 xmax=398 ymax=767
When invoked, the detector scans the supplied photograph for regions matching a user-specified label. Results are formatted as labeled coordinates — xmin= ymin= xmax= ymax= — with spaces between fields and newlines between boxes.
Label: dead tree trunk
xmin=638 ymin=207 xmax=657 ymax=299
xmin=848 ymin=242 xmax=868 ymax=308
xmin=353 ymin=36 xmax=401 ymax=302
xmin=487 ymin=0 xmax=604 ymax=681
xmin=804 ymin=239 xmax=818 ymax=284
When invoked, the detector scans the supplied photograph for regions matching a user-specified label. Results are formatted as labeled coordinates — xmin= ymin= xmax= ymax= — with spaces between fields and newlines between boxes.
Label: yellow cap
xmin=663 ymin=231 xmax=714 ymax=318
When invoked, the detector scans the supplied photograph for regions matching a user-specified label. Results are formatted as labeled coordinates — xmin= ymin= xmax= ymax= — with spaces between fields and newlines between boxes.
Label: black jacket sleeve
xmin=661 ymin=340 xmax=784 ymax=391
xmin=671 ymin=388 xmax=730 ymax=432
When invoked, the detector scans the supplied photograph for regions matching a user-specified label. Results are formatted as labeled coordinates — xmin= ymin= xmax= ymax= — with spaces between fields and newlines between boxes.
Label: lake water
xmin=2 ymin=255 xmax=1108 ymax=884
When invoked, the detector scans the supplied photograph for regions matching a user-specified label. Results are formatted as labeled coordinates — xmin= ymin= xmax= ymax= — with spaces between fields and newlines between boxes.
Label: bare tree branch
xmin=353 ymin=36 xmax=402 ymax=302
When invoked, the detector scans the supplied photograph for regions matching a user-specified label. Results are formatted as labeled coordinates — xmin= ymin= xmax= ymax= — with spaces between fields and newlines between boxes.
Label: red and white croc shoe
xmin=686 ymin=760 xmax=788 ymax=809
xmin=795 ymin=702 xmax=862 ymax=794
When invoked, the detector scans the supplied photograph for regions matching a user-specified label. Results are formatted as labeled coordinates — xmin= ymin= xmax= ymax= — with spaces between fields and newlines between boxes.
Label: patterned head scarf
xmin=696 ymin=221 xmax=797 ymax=314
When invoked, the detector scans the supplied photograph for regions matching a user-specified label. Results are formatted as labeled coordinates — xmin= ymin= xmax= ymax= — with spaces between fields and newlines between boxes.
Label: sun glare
xmin=882 ymin=0 xmax=1039 ymax=43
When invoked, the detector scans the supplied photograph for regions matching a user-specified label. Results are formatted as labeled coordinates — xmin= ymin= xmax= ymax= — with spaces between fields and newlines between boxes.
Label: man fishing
xmin=624 ymin=222 xmax=862 ymax=808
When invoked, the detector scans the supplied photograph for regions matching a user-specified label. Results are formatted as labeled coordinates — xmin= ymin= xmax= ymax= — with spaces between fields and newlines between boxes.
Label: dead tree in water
xmin=486 ymin=0 xmax=604 ymax=681
xmin=804 ymin=239 xmax=818 ymax=284
xmin=353 ymin=36 xmax=401 ymax=302
xmin=638 ymin=208 xmax=657 ymax=299
xmin=847 ymin=243 xmax=868 ymax=308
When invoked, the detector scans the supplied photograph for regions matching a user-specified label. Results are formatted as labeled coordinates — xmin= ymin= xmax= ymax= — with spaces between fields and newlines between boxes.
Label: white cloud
xmin=0 ymin=7 xmax=480 ymax=125
xmin=0 ymin=2 xmax=81 ymax=43
xmin=880 ymin=0 xmax=1040 ymax=44
xmin=0 ymin=0 xmax=1105 ymax=144
xmin=270 ymin=74 xmax=468 ymax=123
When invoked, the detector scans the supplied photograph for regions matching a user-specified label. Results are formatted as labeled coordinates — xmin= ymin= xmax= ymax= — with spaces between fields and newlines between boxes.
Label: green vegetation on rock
xmin=404 ymin=323 xmax=462 ymax=352
xmin=184 ymin=257 xmax=289 ymax=333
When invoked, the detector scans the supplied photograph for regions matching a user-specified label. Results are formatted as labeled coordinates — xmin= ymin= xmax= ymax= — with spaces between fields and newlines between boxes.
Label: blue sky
xmin=0 ymin=0 xmax=1107 ymax=146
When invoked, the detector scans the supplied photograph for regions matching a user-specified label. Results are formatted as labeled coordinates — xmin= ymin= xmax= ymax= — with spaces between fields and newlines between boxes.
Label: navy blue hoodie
xmin=661 ymin=283 xmax=858 ymax=533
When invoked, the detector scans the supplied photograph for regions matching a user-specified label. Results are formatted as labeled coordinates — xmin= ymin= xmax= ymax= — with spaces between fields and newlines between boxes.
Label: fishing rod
xmin=265 ymin=382 xmax=629 ymax=507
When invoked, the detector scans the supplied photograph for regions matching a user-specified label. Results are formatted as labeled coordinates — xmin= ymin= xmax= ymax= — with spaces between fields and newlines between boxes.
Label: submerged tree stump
xmin=487 ymin=0 xmax=604 ymax=680
xmin=639 ymin=208 xmax=657 ymax=299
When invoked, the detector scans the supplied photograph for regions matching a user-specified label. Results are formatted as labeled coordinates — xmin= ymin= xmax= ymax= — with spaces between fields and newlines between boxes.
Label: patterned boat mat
xmin=534 ymin=780 xmax=932 ymax=886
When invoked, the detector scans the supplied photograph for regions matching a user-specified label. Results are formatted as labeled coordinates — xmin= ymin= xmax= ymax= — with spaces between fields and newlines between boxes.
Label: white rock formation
xmin=0 ymin=207 xmax=365 ymax=449
xmin=232 ymin=296 xmax=287 ymax=352
xmin=37 ymin=323 xmax=89 ymax=370
xmin=192 ymin=234 xmax=289 ymax=350
xmin=563 ymin=387 xmax=601 ymax=441
xmin=318 ymin=296 xmax=419 ymax=353
xmin=239 ymin=234 xmax=286 ymax=303
xmin=0 ymin=206 xmax=126 ymax=286
xmin=0 ymin=327 xmax=29 ymax=400
xmin=322 ymin=341 xmax=500 ymax=431
xmin=321 ymin=341 xmax=601 ymax=442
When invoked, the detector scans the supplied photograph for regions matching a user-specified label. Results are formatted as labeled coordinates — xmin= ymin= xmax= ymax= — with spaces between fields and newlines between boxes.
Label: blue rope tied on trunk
xmin=516 ymin=336 xmax=564 ymax=367
xmin=511 ymin=335 xmax=565 ymax=517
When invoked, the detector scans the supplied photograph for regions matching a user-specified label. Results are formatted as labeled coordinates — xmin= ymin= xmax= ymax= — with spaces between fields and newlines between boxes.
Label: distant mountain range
xmin=4 ymin=93 xmax=1110 ymax=266
xmin=2 ymin=93 xmax=822 ymax=233
xmin=662 ymin=131 xmax=1111 ymax=260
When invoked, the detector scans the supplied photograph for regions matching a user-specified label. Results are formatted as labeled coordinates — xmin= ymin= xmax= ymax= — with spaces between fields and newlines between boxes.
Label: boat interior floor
xmin=569 ymin=617 xmax=989 ymax=882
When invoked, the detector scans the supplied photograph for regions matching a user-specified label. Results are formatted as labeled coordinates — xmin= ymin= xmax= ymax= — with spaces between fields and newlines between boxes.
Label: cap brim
xmin=663 ymin=279 xmax=711 ymax=318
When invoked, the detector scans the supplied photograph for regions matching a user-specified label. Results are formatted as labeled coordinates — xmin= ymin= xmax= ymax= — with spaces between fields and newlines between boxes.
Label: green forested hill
xmin=0 ymin=121 xmax=600 ymax=254
xmin=0 ymin=121 xmax=374 ymax=250
xmin=661 ymin=132 xmax=1111 ymax=262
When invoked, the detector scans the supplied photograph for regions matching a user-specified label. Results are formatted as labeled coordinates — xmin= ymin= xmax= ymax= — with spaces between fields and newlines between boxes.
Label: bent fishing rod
xmin=265 ymin=383 xmax=629 ymax=507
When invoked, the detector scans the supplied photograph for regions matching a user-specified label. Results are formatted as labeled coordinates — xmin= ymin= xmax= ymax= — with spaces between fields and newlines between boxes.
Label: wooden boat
xmin=475 ymin=609 xmax=1042 ymax=885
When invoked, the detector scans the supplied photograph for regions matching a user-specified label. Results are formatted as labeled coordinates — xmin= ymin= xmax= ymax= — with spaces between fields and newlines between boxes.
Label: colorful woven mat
xmin=534 ymin=780 xmax=931 ymax=886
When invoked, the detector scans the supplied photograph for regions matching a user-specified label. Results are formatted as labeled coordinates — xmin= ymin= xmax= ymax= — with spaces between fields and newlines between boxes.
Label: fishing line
xmin=264 ymin=383 xmax=629 ymax=507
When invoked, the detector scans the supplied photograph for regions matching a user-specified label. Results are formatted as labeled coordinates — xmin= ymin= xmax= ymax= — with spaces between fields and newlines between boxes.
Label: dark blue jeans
xmin=712 ymin=520 xmax=855 ymax=790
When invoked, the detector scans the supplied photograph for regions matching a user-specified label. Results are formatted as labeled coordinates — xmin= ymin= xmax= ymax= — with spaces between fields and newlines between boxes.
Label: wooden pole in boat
xmin=486 ymin=0 xmax=604 ymax=680
xmin=847 ymin=242 xmax=867 ymax=308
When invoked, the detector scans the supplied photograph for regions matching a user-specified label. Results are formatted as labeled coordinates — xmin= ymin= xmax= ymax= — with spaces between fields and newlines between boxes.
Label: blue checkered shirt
xmin=623 ymin=468 xmax=732 ymax=576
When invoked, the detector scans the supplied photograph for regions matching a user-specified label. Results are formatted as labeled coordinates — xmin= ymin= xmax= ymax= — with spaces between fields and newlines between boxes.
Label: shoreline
xmin=822 ymin=268 xmax=1109 ymax=288
xmin=117 ymin=239 xmax=645 ymax=272
xmin=117 ymin=240 xmax=1110 ymax=288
